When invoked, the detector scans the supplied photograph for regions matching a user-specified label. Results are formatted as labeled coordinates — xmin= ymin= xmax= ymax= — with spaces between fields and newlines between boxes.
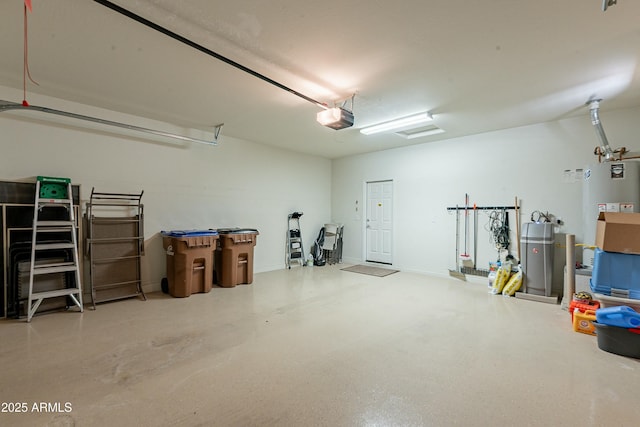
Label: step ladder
xmin=27 ymin=176 xmax=83 ymax=322
xmin=286 ymin=212 xmax=305 ymax=269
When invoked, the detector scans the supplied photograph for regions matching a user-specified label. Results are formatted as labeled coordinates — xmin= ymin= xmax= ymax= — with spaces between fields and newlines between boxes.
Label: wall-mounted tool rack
xmin=446 ymin=198 xmax=521 ymax=277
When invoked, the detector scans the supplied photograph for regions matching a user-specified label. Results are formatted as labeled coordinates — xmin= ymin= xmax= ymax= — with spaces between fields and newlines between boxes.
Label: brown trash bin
xmin=215 ymin=228 xmax=259 ymax=287
xmin=162 ymin=231 xmax=218 ymax=297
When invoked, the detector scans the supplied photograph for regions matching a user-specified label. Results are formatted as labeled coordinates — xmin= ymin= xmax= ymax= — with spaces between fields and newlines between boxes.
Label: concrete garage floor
xmin=1 ymin=264 xmax=639 ymax=426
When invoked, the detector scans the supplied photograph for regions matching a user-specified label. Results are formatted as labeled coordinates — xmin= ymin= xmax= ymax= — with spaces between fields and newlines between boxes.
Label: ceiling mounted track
xmin=0 ymin=100 xmax=221 ymax=145
xmin=92 ymin=0 xmax=328 ymax=110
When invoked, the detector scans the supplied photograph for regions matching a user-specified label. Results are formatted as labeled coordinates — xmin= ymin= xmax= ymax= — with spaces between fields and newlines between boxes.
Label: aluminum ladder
xmin=27 ymin=176 xmax=83 ymax=322
xmin=286 ymin=212 xmax=305 ymax=268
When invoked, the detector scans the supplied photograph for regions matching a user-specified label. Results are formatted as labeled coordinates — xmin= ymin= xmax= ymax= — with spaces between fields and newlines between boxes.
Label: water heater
xmin=582 ymin=161 xmax=640 ymax=265
xmin=521 ymin=222 xmax=555 ymax=296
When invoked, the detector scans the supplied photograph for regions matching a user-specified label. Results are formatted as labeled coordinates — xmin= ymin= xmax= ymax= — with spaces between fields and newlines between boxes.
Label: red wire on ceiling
xmin=23 ymin=1 xmax=39 ymax=106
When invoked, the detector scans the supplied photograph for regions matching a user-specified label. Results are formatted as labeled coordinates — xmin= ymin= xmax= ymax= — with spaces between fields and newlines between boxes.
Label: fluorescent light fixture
xmin=360 ymin=112 xmax=433 ymax=135
xmin=317 ymin=107 xmax=354 ymax=130
xmin=395 ymin=127 xmax=445 ymax=139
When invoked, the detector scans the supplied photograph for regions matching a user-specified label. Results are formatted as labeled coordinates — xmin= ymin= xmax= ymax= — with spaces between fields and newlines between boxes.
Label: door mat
xmin=341 ymin=264 xmax=399 ymax=277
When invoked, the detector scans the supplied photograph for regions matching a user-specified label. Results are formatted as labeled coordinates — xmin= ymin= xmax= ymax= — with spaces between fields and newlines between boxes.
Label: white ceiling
xmin=1 ymin=0 xmax=639 ymax=159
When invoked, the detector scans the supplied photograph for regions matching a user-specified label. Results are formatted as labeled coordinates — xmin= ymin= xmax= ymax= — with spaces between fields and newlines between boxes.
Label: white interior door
xmin=366 ymin=180 xmax=393 ymax=264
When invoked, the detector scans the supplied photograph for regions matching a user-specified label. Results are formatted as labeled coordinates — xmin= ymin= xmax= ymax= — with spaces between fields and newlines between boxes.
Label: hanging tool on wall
xmin=488 ymin=208 xmax=511 ymax=262
xmin=448 ymin=204 xmax=466 ymax=280
xmin=459 ymin=193 xmax=474 ymax=270
xmin=463 ymin=194 xmax=469 ymax=257
xmin=515 ymin=197 xmax=521 ymax=262
xmin=447 ymin=201 xmax=519 ymax=278
xmin=473 ymin=202 xmax=478 ymax=269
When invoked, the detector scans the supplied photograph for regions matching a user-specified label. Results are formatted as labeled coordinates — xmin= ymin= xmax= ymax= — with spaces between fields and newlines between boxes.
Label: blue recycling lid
xmin=216 ymin=228 xmax=259 ymax=234
xmin=161 ymin=229 xmax=218 ymax=237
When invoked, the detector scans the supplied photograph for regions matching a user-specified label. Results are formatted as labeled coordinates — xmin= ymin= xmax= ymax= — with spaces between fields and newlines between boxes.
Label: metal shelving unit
xmin=85 ymin=188 xmax=146 ymax=309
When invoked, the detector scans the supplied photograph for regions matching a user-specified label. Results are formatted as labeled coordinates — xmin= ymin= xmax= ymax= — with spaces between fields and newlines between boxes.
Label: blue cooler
xmin=590 ymin=248 xmax=640 ymax=299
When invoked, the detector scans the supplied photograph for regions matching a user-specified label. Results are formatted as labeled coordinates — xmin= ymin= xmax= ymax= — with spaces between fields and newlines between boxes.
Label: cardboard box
xmin=596 ymin=212 xmax=640 ymax=255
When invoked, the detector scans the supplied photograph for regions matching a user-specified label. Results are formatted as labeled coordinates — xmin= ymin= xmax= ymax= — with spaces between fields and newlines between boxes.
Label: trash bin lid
xmin=161 ymin=229 xmax=218 ymax=237
xmin=216 ymin=228 xmax=259 ymax=235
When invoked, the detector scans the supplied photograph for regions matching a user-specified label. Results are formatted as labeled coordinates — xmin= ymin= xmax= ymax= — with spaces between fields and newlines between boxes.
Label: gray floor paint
xmin=1 ymin=265 xmax=638 ymax=426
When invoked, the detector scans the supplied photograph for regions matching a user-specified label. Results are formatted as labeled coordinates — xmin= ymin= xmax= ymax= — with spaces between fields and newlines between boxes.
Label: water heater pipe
xmin=588 ymin=99 xmax=615 ymax=161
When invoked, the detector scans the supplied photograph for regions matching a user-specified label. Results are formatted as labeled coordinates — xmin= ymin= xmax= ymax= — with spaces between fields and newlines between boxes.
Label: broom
xmin=449 ymin=204 xmax=466 ymax=280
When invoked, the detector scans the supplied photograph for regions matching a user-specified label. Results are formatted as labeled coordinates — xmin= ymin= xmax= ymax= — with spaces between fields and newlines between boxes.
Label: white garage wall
xmin=332 ymin=105 xmax=640 ymax=292
xmin=0 ymin=86 xmax=331 ymax=292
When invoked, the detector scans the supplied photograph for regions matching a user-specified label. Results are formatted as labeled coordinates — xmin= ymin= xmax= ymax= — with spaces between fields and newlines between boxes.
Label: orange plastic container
xmin=569 ymin=299 xmax=600 ymax=322
xmin=573 ymin=309 xmax=597 ymax=336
